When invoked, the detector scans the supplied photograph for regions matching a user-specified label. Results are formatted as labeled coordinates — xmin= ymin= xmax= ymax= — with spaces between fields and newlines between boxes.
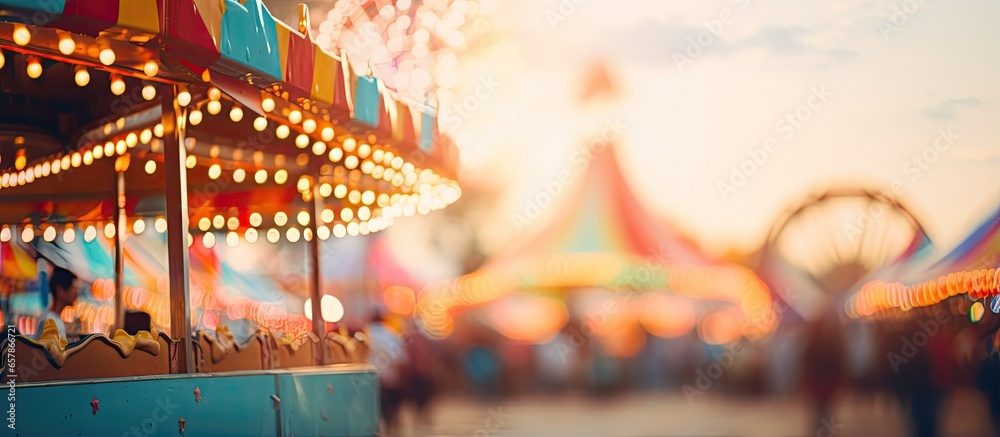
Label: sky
xmin=439 ymin=0 xmax=1000 ymax=258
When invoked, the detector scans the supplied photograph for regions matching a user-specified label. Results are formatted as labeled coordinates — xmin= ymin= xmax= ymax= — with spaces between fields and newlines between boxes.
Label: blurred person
xmin=368 ymin=312 xmax=408 ymax=435
xmin=402 ymin=320 xmax=439 ymax=433
xmin=461 ymin=342 xmax=502 ymax=399
xmin=35 ymin=266 xmax=79 ymax=340
xmin=801 ymin=309 xmax=845 ymax=434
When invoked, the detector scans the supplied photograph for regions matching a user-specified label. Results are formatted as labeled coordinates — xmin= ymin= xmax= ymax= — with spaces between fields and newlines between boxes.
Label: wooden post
xmin=113 ymin=171 xmax=126 ymax=332
xmin=309 ymin=183 xmax=327 ymax=365
xmin=161 ymin=85 xmax=193 ymax=373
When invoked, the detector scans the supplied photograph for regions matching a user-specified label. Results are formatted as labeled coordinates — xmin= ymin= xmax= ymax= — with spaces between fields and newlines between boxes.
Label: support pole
xmin=162 ymin=85 xmax=193 ymax=373
xmin=309 ymin=183 xmax=327 ymax=365
xmin=113 ymin=171 xmax=126 ymax=332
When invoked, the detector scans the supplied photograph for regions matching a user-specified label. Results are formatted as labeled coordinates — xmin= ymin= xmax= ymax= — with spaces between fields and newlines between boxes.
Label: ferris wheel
xmin=764 ymin=187 xmax=928 ymax=297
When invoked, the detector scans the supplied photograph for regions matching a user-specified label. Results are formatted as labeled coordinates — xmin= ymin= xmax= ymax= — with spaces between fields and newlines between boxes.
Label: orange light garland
xmin=847 ymin=268 xmax=1000 ymax=318
xmin=414 ymin=253 xmax=777 ymax=341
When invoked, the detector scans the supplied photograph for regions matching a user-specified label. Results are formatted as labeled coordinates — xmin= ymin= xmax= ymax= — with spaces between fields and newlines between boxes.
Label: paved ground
xmin=390 ymin=389 xmax=994 ymax=436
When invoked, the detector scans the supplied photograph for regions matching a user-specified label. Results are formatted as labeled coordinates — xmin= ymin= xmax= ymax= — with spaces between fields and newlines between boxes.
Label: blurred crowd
xmin=368 ymin=302 xmax=1000 ymax=436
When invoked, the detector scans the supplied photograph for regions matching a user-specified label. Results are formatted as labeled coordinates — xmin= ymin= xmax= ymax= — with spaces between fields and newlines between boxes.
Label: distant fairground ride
xmin=760 ymin=187 xmax=929 ymax=318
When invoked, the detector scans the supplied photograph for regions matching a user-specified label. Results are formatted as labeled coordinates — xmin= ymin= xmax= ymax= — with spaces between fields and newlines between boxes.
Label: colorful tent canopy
xmin=0 ymin=0 xmax=457 ymax=179
xmin=846 ymin=205 xmax=1000 ymax=318
xmin=415 ymin=144 xmax=775 ymax=340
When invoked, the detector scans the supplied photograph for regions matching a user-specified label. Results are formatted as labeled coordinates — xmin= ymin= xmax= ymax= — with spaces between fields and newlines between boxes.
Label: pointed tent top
xmin=491 ymin=145 xmax=715 ymax=266
xmin=578 ymin=60 xmax=618 ymax=103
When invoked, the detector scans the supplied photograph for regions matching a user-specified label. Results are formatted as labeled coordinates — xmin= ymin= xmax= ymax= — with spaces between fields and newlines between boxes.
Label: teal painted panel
xmin=419 ymin=109 xmax=435 ymax=153
xmin=353 ymin=77 xmax=380 ymax=127
xmin=278 ymin=369 xmax=379 ymax=437
xmin=0 ymin=0 xmax=64 ymax=21
xmin=219 ymin=0 xmax=282 ymax=80
xmin=5 ymin=374 xmax=277 ymax=436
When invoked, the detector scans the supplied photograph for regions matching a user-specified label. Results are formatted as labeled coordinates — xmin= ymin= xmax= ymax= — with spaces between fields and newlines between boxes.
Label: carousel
xmin=0 ymin=0 xmax=459 ymax=435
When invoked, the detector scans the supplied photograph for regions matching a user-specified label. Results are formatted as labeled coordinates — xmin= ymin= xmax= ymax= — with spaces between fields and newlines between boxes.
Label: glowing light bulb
xmin=262 ymin=98 xmax=275 ymax=112
xmin=142 ymin=84 xmax=156 ymax=100
xmin=342 ymin=138 xmax=357 ymax=152
xmin=143 ymin=60 xmax=159 ymax=77
xmin=212 ymin=215 xmax=224 ymax=229
xmin=334 ymin=184 xmax=347 ymax=198
xmin=274 ymin=169 xmax=288 ymax=185
xmin=43 ymin=226 xmax=56 ymax=242
xmin=198 ymin=217 xmax=211 ymax=231
xmin=13 ymin=25 xmax=30 ymax=46
xmin=357 ymin=143 xmax=371 ymax=159
xmin=206 ymin=100 xmax=221 ymax=115
xmin=230 ymin=106 xmax=244 ymax=122
xmin=233 ymin=168 xmax=246 ymax=183
xmin=312 ymin=141 xmax=326 ymax=155
xmin=319 ymin=183 xmax=332 ymax=197
xmin=276 ymin=125 xmax=290 ymax=139
xmin=189 ymin=110 xmax=203 ymax=125
xmin=295 ymin=134 xmax=309 ymax=149
xmin=110 ymin=75 xmax=126 ymax=95
xmin=297 ymin=211 xmax=310 ymax=226
xmin=274 ymin=212 xmax=288 ymax=227
xmin=133 ymin=219 xmax=146 ymax=235
xmin=74 ymin=65 xmax=90 ymax=86
xmin=21 ymin=226 xmax=34 ymax=242
xmin=140 ymin=129 xmax=152 ymax=144
xmin=0 ymin=49 xmax=5 ymax=69
xmin=155 ymin=218 xmax=167 ymax=233
xmin=245 ymin=228 xmax=258 ymax=243
xmin=84 ymin=226 xmax=97 ymax=242
xmin=63 ymin=227 xmax=76 ymax=243
xmin=253 ymin=117 xmax=267 ymax=131
xmin=328 ymin=148 xmax=343 ymax=162
xmin=249 ymin=213 xmax=262 ymax=227
xmin=208 ymin=164 xmax=221 ymax=180
xmin=321 ymin=208 xmax=334 ymax=223
xmin=289 ymin=110 xmax=302 ymax=124
xmin=255 ymin=169 xmax=267 ymax=184
xmin=296 ymin=176 xmax=311 ymax=192
xmin=333 ymin=224 xmax=346 ymax=238
xmin=321 ymin=127 xmax=335 ymax=142
xmin=302 ymin=119 xmax=316 ymax=133
xmin=202 ymin=232 xmax=216 ymax=248
xmin=145 ymin=160 xmax=156 ymax=174
xmin=58 ymin=33 xmax=76 ymax=55
xmin=266 ymin=228 xmax=279 ymax=243
xmin=177 ymin=89 xmax=191 ymax=106
xmin=26 ymin=57 xmax=42 ymax=79
xmin=99 ymin=48 xmax=116 ymax=66
xmin=208 ymin=87 xmax=221 ymax=101
xmin=104 ymin=223 xmax=116 ymax=239
xmin=345 ymin=155 xmax=359 ymax=169
xmin=286 ymin=227 xmax=301 ymax=243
